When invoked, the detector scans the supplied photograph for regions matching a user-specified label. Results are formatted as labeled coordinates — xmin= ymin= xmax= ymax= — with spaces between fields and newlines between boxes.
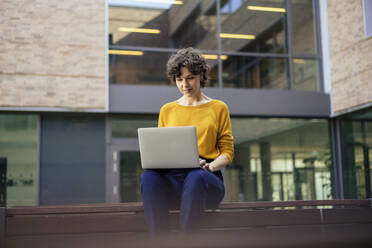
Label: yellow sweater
xmin=158 ymin=99 xmax=234 ymax=163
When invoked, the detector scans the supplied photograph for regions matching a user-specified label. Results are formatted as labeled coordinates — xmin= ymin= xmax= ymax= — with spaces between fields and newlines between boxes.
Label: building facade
xmin=0 ymin=0 xmax=371 ymax=206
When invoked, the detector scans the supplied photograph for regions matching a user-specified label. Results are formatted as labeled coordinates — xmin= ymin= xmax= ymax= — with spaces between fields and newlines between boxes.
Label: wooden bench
xmin=1 ymin=199 xmax=372 ymax=248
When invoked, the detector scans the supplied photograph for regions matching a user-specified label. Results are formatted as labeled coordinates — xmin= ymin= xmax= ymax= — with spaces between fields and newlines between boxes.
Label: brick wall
xmin=0 ymin=0 xmax=106 ymax=109
xmin=327 ymin=0 xmax=372 ymax=113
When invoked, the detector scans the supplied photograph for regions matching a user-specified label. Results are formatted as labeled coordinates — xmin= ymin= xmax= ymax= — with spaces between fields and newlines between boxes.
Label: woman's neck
xmin=178 ymin=94 xmax=211 ymax=106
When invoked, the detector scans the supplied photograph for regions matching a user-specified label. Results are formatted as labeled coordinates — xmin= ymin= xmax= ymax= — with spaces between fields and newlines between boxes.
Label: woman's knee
xmin=140 ymin=170 xmax=165 ymax=190
xmin=184 ymin=169 xmax=208 ymax=189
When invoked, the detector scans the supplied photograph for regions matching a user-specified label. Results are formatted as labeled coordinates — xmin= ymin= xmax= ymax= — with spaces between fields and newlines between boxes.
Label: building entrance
xmin=108 ymin=140 xmax=143 ymax=203
xmin=353 ymin=143 xmax=371 ymax=198
xmin=341 ymin=110 xmax=372 ymax=199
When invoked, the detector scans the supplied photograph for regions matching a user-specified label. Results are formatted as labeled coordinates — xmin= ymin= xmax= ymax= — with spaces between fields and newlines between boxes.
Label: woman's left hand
xmin=200 ymin=154 xmax=230 ymax=172
xmin=199 ymin=158 xmax=214 ymax=172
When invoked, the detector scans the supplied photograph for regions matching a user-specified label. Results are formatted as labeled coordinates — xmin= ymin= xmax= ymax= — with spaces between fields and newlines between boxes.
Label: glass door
xmin=108 ymin=116 xmax=158 ymax=203
xmin=353 ymin=144 xmax=371 ymax=198
xmin=118 ymin=151 xmax=143 ymax=202
xmin=108 ymin=140 xmax=143 ymax=203
xmin=341 ymin=118 xmax=372 ymax=199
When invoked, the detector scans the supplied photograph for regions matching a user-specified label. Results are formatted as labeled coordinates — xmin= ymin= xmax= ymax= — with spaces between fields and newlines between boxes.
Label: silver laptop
xmin=138 ymin=126 xmax=200 ymax=169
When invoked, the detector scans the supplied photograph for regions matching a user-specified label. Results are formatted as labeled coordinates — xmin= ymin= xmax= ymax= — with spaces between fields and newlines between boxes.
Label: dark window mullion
xmin=285 ymin=0 xmax=294 ymax=90
xmin=313 ymin=0 xmax=324 ymax=92
xmin=217 ymin=0 xmax=223 ymax=88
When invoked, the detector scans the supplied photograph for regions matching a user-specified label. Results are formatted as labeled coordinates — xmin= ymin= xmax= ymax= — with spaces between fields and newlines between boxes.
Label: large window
xmin=0 ymin=114 xmax=38 ymax=207
xmin=108 ymin=0 xmax=322 ymax=91
xmin=340 ymin=107 xmax=372 ymax=199
xmin=222 ymin=56 xmax=288 ymax=89
xmin=109 ymin=116 xmax=158 ymax=203
xmin=110 ymin=115 xmax=333 ymax=203
xmin=227 ymin=117 xmax=333 ymax=202
xmin=363 ymin=0 xmax=372 ymax=38
xmin=220 ymin=0 xmax=287 ymax=53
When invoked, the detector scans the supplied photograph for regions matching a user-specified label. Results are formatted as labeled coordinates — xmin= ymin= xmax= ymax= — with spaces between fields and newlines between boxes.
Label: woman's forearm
xmin=208 ymin=154 xmax=230 ymax=172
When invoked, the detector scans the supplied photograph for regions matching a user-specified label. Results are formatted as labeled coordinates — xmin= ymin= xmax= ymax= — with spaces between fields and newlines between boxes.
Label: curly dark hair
xmin=166 ymin=47 xmax=209 ymax=87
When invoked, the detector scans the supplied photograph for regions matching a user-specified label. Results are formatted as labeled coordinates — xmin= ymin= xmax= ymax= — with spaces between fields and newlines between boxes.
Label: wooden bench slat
xmin=219 ymin=199 xmax=370 ymax=209
xmin=6 ymin=224 xmax=372 ymax=248
xmin=4 ymin=199 xmax=372 ymax=248
xmin=7 ymin=209 xmax=323 ymax=236
xmin=6 ymin=202 xmax=144 ymax=215
xmin=0 ymin=208 xmax=5 ymax=248
xmin=6 ymin=199 xmax=370 ymax=216
xmin=202 ymin=209 xmax=321 ymax=228
xmin=6 ymin=212 xmax=148 ymax=236
xmin=322 ymin=208 xmax=372 ymax=224
xmin=6 ymin=232 xmax=149 ymax=248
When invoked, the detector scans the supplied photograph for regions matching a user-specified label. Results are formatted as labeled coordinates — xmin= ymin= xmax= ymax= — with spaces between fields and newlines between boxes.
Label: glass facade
xmin=109 ymin=51 xmax=171 ymax=86
xmin=112 ymin=116 xmax=158 ymax=138
xmin=292 ymin=58 xmax=319 ymax=91
xmin=220 ymin=0 xmax=287 ymax=53
xmin=111 ymin=117 xmax=154 ymax=203
xmin=119 ymin=151 xmax=143 ymax=202
xmin=111 ymin=115 xmax=333 ymax=203
xmin=0 ymin=114 xmax=38 ymax=207
xmin=292 ymin=0 xmax=317 ymax=54
xmin=1 ymin=111 xmax=365 ymax=205
xmin=340 ymin=108 xmax=372 ymax=199
xmin=228 ymin=117 xmax=333 ymax=202
xmin=109 ymin=0 xmax=322 ymax=91
xmin=0 ymin=0 xmax=368 ymax=208
xmin=222 ymin=56 xmax=289 ymax=89
xmin=109 ymin=0 xmax=218 ymax=49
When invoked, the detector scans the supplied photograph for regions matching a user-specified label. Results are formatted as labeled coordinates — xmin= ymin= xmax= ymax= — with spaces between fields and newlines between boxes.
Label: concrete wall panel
xmin=0 ymin=0 xmax=106 ymax=109
xmin=327 ymin=0 xmax=372 ymax=113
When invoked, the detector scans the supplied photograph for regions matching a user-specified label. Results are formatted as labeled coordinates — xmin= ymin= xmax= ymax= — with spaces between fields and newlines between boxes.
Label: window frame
xmin=107 ymin=0 xmax=324 ymax=91
xmin=363 ymin=0 xmax=372 ymax=38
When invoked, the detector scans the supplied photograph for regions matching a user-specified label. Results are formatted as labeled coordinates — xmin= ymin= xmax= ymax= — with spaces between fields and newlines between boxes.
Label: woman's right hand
xmin=199 ymin=158 xmax=206 ymax=167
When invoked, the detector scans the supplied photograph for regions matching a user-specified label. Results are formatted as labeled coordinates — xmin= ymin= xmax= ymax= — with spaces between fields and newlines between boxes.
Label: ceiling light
xmin=203 ymin=54 xmax=228 ymax=60
xmin=109 ymin=50 xmax=144 ymax=56
xmin=293 ymin=59 xmax=306 ymax=64
xmin=118 ymin=27 xmax=161 ymax=34
xmin=247 ymin=6 xmax=286 ymax=13
xmin=220 ymin=33 xmax=256 ymax=39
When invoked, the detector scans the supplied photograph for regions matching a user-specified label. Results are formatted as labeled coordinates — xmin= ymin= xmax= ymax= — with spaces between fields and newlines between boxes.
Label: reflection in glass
xmin=120 ymin=151 xmax=143 ymax=202
xmin=109 ymin=51 xmax=170 ymax=85
xmin=111 ymin=117 xmax=155 ymax=202
xmin=292 ymin=0 xmax=317 ymax=54
xmin=341 ymin=108 xmax=372 ymax=199
xmin=109 ymin=0 xmax=322 ymax=92
xmin=110 ymin=50 xmax=219 ymax=87
xmin=203 ymin=54 xmax=220 ymax=87
xmin=112 ymin=117 xmax=158 ymax=138
xmin=292 ymin=59 xmax=319 ymax=91
xmin=220 ymin=0 xmax=287 ymax=53
xmin=170 ymin=0 xmax=218 ymax=49
xmin=226 ymin=117 xmax=333 ymax=202
xmin=222 ymin=55 xmax=289 ymax=89
xmin=109 ymin=4 xmax=170 ymax=47
xmin=109 ymin=0 xmax=218 ymax=49
xmin=0 ymin=114 xmax=38 ymax=207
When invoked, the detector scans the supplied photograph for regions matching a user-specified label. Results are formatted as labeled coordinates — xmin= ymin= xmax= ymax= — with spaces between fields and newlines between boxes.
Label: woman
xmin=140 ymin=47 xmax=234 ymax=235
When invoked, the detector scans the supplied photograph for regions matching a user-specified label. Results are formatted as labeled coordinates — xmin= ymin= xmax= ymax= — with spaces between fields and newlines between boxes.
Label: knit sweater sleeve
xmin=217 ymin=103 xmax=234 ymax=163
xmin=158 ymin=105 xmax=166 ymax=128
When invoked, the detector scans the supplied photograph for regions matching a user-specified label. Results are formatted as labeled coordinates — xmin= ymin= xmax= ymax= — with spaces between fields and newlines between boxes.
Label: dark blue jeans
xmin=140 ymin=167 xmax=225 ymax=235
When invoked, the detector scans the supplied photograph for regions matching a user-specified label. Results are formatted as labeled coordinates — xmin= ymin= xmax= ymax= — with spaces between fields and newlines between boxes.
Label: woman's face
xmin=175 ymin=67 xmax=201 ymax=98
